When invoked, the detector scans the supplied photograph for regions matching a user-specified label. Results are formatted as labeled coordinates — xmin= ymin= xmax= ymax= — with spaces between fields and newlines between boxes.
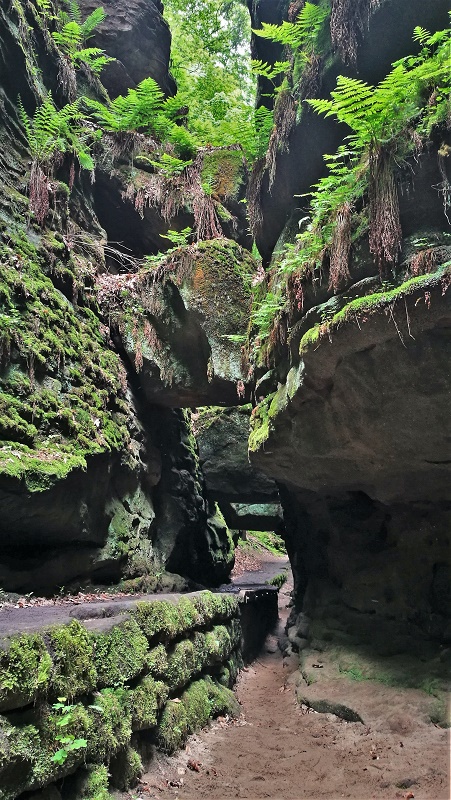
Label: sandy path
xmin=130 ymin=571 xmax=450 ymax=800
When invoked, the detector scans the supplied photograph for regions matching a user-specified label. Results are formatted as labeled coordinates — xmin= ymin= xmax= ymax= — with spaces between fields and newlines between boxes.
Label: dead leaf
xmin=187 ymin=759 xmax=201 ymax=772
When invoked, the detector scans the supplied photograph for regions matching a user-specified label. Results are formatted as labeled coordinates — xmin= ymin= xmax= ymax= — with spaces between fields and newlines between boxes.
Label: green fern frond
xmin=81 ymin=7 xmax=106 ymax=42
xmin=253 ymin=1 xmax=329 ymax=51
xmin=73 ymin=48 xmax=113 ymax=74
xmin=251 ymin=59 xmax=290 ymax=80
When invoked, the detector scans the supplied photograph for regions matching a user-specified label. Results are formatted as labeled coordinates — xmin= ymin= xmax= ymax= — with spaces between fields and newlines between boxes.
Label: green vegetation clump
xmin=130 ymin=676 xmax=168 ymax=730
xmin=47 ymin=620 xmax=97 ymax=698
xmin=146 ymin=643 xmax=169 ymax=678
xmin=134 ymin=600 xmax=183 ymax=642
xmin=299 ymin=267 xmax=450 ymax=355
xmin=93 ymin=620 xmax=149 ymax=687
xmin=0 ymin=633 xmax=52 ymax=711
xmin=266 ymin=572 xmax=288 ymax=589
xmin=156 ymin=676 xmax=239 ymax=753
xmin=250 ymin=18 xmax=451 ymax=352
xmin=243 ymin=530 xmax=287 ymax=556
xmin=79 ymin=764 xmax=112 ymax=800
xmin=0 ymin=237 xmax=129 ymax=491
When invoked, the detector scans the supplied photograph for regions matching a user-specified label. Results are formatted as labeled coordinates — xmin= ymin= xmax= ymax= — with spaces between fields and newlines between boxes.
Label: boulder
xmin=77 ymin=0 xmax=176 ymax=97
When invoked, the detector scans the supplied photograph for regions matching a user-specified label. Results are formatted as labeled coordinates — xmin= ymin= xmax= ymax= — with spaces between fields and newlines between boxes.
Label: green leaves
xmin=50 ymin=697 xmax=88 ymax=765
xmin=253 ymin=1 xmax=329 ymax=52
xmin=251 ymin=60 xmax=290 ymax=81
xmin=52 ymin=3 xmax=110 ymax=74
xmin=87 ymin=78 xmax=166 ymax=133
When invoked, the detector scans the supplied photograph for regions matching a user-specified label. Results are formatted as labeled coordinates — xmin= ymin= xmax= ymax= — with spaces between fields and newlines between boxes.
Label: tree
xmin=163 ymin=0 xmax=258 ymax=156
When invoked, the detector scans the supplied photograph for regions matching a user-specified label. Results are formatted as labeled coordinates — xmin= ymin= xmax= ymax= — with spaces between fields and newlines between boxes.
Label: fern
xmin=18 ymin=92 xmax=97 ymax=223
xmin=251 ymin=59 xmax=290 ymax=81
xmin=136 ymin=152 xmax=193 ymax=177
xmin=80 ymin=7 xmax=106 ymax=41
xmin=253 ymin=16 xmax=451 ymax=347
xmin=87 ymin=77 xmax=166 ymax=133
xmin=253 ymin=2 xmax=329 ymax=53
xmin=52 ymin=3 xmax=110 ymax=73
xmin=73 ymin=47 xmax=113 ymax=74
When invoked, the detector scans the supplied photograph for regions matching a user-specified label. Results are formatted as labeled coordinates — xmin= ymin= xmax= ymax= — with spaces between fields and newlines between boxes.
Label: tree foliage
xmin=162 ymin=0 xmax=261 ymax=158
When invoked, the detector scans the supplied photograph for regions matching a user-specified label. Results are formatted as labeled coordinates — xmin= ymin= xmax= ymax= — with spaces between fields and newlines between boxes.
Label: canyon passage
xmin=0 ymin=1 xmax=449 ymax=799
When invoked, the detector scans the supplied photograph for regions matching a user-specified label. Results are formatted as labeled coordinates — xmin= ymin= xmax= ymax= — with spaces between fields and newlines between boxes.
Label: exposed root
xmin=369 ymin=148 xmax=402 ymax=277
xmin=407 ymin=246 xmax=451 ymax=278
xmin=29 ymin=163 xmax=49 ymax=226
xmin=298 ymin=53 xmax=322 ymax=101
xmin=288 ymin=0 xmax=306 ymax=22
xmin=122 ymin=147 xmax=242 ymax=240
xmin=330 ymin=0 xmax=382 ymax=65
xmin=328 ymin=202 xmax=352 ymax=291
xmin=247 ymin=157 xmax=266 ymax=238
xmin=266 ymin=90 xmax=296 ymax=190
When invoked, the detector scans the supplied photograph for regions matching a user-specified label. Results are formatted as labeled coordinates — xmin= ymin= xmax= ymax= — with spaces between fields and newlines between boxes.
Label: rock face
xmin=0 ymin=592 xmax=241 ymax=798
xmin=248 ymin=0 xmax=451 ymax=263
xmin=0 ymin=2 xmax=237 ymax=595
xmin=194 ymin=405 xmax=283 ymax=531
xmin=248 ymin=0 xmax=451 ymax=647
xmin=78 ymin=0 xmax=176 ymax=97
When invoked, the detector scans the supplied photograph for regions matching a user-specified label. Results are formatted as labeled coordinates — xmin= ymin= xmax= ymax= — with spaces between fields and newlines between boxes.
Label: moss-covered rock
xmin=93 ymin=620 xmax=149 ymax=688
xmin=47 ymin=621 xmax=97 ymax=699
xmin=130 ymin=676 xmax=168 ymax=731
xmin=98 ymin=238 xmax=257 ymax=407
xmin=0 ymin=633 xmax=52 ymax=712
xmin=155 ymin=676 xmax=239 ymax=754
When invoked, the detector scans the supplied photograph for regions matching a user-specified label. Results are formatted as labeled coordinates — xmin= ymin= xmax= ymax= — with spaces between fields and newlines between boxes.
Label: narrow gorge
xmin=0 ymin=0 xmax=449 ymax=798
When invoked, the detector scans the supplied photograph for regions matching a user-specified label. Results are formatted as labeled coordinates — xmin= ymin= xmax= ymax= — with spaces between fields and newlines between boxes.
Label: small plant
xmin=159 ymin=227 xmax=193 ymax=248
xmin=266 ymin=572 xmax=287 ymax=589
xmin=52 ymin=3 xmax=113 ymax=74
xmin=51 ymin=697 xmax=87 ymax=765
xmin=18 ymin=93 xmax=98 ymax=224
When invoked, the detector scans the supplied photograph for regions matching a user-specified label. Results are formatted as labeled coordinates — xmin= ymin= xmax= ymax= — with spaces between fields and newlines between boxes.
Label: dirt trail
xmin=131 ymin=569 xmax=450 ymax=800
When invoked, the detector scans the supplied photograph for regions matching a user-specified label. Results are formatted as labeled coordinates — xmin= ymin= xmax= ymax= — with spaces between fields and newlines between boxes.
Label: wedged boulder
xmin=194 ymin=405 xmax=279 ymax=504
xmin=78 ymin=0 xmax=176 ymax=97
xmin=99 ymin=239 xmax=257 ymax=406
xmin=219 ymin=501 xmax=283 ymax=532
xmin=94 ymin=145 xmax=251 ymax=257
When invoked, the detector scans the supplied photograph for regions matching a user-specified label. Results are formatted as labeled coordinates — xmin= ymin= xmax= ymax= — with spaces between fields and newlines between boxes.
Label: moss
xmin=93 ymin=620 xmax=148 ymax=687
xmin=177 ymin=596 xmax=201 ymax=632
xmin=134 ymin=600 xmax=181 ymax=643
xmin=86 ymin=688 xmax=132 ymax=762
xmin=109 ymin=745 xmax=143 ymax=790
xmin=201 ymin=147 xmax=245 ymax=200
xmin=155 ymin=698 xmax=189 ymax=754
xmin=130 ymin=676 xmax=168 ymax=731
xmin=299 ymin=266 xmax=450 ymax=355
xmin=155 ymin=677 xmax=240 ymax=754
xmin=192 ymin=591 xmax=226 ymax=626
xmin=166 ymin=639 xmax=196 ymax=692
xmin=248 ymin=393 xmax=274 ymax=453
xmin=79 ymin=764 xmax=112 ymax=800
xmin=146 ymin=643 xmax=168 ymax=678
xmin=204 ymin=625 xmax=233 ymax=666
xmin=0 ymin=234 xmax=130 ymax=491
xmin=0 ymin=633 xmax=52 ymax=711
xmin=47 ymin=620 xmax=97 ymax=699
